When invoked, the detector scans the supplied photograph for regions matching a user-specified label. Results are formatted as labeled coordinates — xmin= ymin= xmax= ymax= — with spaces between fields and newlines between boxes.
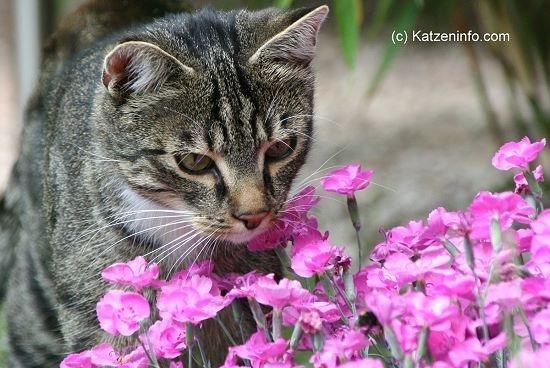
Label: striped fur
xmin=0 ymin=1 xmax=327 ymax=366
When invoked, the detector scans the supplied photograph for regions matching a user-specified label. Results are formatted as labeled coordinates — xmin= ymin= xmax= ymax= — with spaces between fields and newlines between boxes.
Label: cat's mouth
xmin=194 ymin=213 xmax=275 ymax=244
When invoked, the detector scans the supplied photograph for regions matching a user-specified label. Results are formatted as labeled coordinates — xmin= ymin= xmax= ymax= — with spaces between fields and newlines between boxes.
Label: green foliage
xmin=275 ymin=0 xmax=294 ymax=8
xmin=333 ymin=0 xmax=360 ymax=68
xmin=367 ymin=0 xmax=419 ymax=97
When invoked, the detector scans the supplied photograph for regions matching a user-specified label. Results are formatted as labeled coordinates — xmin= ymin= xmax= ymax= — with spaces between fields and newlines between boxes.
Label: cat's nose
xmin=235 ymin=211 xmax=270 ymax=230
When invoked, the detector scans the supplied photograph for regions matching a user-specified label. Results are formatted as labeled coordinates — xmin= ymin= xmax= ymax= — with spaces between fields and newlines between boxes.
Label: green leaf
xmin=334 ymin=0 xmax=360 ymax=68
xmin=275 ymin=0 xmax=293 ymax=8
xmin=367 ymin=1 xmax=420 ymax=97
xmin=366 ymin=0 xmax=394 ymax=41
xmin=294 ymin=350 xmax=314 ymax=366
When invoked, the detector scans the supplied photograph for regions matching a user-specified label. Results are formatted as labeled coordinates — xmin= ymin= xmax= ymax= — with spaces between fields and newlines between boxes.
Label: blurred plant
xmin=276 ymin=0 xmax=549 ymax=145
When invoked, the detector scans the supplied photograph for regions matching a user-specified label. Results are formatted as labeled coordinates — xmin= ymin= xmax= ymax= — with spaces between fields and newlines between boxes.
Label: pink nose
xmin=236 ymin=212 xmax=270 ymax=230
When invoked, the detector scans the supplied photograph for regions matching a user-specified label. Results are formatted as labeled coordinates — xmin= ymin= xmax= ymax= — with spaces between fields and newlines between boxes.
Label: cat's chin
xmin=219 ymin=232 xmax=259 ymax=245
xmin=218 ymin=226 xmax=271 ymax=245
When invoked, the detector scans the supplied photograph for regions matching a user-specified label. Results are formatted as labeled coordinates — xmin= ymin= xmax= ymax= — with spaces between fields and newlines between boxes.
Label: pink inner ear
xmin=102 ymin=48 xmax=133 ymax=89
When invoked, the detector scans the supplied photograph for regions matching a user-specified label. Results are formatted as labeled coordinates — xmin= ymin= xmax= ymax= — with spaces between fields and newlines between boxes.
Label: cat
xmin=0 ymin=1 xmax=328 ymax=366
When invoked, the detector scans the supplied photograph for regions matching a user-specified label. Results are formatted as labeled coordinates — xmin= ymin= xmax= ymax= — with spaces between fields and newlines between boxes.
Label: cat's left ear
xmin=102 ymin=41 xmax=193 ymax=99
xmin=249 ymin=5 xmax=329 ymax=65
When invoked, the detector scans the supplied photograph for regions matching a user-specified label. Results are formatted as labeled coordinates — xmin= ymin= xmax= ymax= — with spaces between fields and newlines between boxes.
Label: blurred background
xmin=0 ymin=0 xmax=548 ymax=252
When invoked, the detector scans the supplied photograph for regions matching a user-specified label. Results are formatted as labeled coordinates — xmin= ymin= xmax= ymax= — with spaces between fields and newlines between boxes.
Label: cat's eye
xmin=175 ymin=153 xmax=214 ymax=174
xmin=265 ymin=137 xmax=296 ymax=161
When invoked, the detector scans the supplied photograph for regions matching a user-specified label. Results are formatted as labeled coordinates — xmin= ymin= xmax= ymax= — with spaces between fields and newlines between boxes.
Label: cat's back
xmin=0 ymin=2 xmax=193 ymax=365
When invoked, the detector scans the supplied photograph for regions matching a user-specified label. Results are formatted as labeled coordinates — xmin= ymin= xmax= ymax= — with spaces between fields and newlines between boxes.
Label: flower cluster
xmin=62 ymin=137 xmax=549 ymax=368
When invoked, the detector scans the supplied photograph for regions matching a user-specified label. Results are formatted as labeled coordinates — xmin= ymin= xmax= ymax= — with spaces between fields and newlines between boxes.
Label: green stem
xmin=490 ymin=218 xmax=503 ymax=253
xmin=416 ymin=326 xmax=431 ymax=364
xmin=248 ymin=298 xmax=270 ymax=340
xmin=313 ymin=332 xmax=325 ymax=352
xmin=464 ymin=236 xmax=490 ymax=341
xmin=443 ymin=239 xmax=460 ymax=257
xmin=321 ymin=275 xmax=349 ymax=324
xmin=517 ymin=307 xmax=539 ymax=351
xmin=272 ymin=308 xmax=282 ymax=340
xmin=289 ymin=322 xmax=302 ymax=350
xmin=195 ymin=334 xmax=209 ymax=368
xmin=526 ymin=170 xmax=544 ymax=213
xmin=347 ymin=194 xmax=364 ymax=267
xmin=383 ymin=324 xmax=404 ymax=361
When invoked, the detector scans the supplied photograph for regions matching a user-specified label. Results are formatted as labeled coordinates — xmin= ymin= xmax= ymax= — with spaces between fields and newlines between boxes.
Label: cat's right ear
xmin=102 ymin=41 xmax=193 ymax=99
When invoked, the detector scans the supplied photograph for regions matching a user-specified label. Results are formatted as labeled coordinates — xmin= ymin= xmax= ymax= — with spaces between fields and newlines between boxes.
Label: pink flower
xmin=253 ymin=276 xmax=311 ymax=309
xmin=227 ymin=330 xmax=288 ymax=368
xmin=311 ymin=329 xmax=369 ymax=368
xmin=530 ymin=210 xmax=550 ymax=262
xmin=337 ymin=359 xmax=384 ymax=368
xmin=514 ymin=165 xmax=544 ymax=193
xmin=96 ymin=290 xmax=150 ymax=336
xmin=61 ymin=351 xmax=93 ymax=368
xmin=371 ymin=220 xmax=428 ymax=261
xmin=485 ymin=279 xmax=523 ymax=307
xmin=101 ymin=256 xmax=159 ymax=290
xmin=492 ymin=137 xmax=546 ymax=171
xmin=531 ymin=308 xmax=550 ymax=344
xmin=291 ymin=231 xmax=347 ymax=277
xmin=427 ymin=315 xmax=469 ymax=362
xmin=447 ymin=338 xmax=487 ymax=367
xmin=282 ymin=301 xmax=340 ymax=332
xmin=321 ymin=164 xmax=374 ymax=195
xmin=117 ymin=346 xmax=149 ymax=368
xmin=157 ymin=274 xmax=227 ymax=324
xmin=516 ymin=228 xmax=533 ymax=252
xmin=469 ymin=191 xmax=534 ymax=241
xmin=170 ymin=260 xmax=215 ymax=283
xmin=521 ymin=277 xmax=550 ymax=309
xmin=364 ymin=292 xmax=404 ymax=325
xmin=405 ymin=293 xmax=459 ymax=327
xmin=512 ymin=345 xmax=550 ymax=368
xmin=142 ymin=318 xmax=186 ymax=359
xmin=248 ymin=186 xmax=319 ymax=251
xmin=90 ymin=343 xmax=119 ymax=366
xmin=225 ymin=271 xmax=263 ymax=300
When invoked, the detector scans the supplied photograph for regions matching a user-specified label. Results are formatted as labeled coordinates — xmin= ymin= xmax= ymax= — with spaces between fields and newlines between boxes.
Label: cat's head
xmin=96 ymin=6 xmax=328 ymax=244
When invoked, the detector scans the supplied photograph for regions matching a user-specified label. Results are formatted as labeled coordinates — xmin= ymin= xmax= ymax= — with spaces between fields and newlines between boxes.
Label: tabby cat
xmin=0 ymin=1 xmax=328 ymax=366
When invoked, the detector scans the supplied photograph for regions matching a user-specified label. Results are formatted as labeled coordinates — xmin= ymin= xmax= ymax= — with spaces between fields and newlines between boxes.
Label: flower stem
xmin=195 ymin=333 xmax=210 ymax=368
xmin=443 ymin=239 xmax=460 ymax=257
xmin=416 ymin=326 xmax=431 ymax=364
xmin=272 ymin=308 xmax=282 ymax=340
xmin=289 ymin=322 xmax=302 ymax=350
xmin=464 ymin=235 xmax=490 ymax=341
xmin=504 ymin=312 xmax=520 ymax=357
xmin=347 ymin=194 xmax=364 ymax=267
xmin=383 ymin=324 xmax=404 ymax=361
xmin=526 ymin=170 xmax=544 ymax=212
xmin=313 ymin=332 xmax=325 ymax=352
xmin=140 ymin=339 xmax=160 ymax=368
xmin=517 ymin=307 xmax=539 ymax=351
xmin=321 ymin=274 xmax=349 ymax=324
xmin=248 ymin=298 xmax=270 ymax=340
xmin=490 ymin=218 xmax=502 ymax=253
